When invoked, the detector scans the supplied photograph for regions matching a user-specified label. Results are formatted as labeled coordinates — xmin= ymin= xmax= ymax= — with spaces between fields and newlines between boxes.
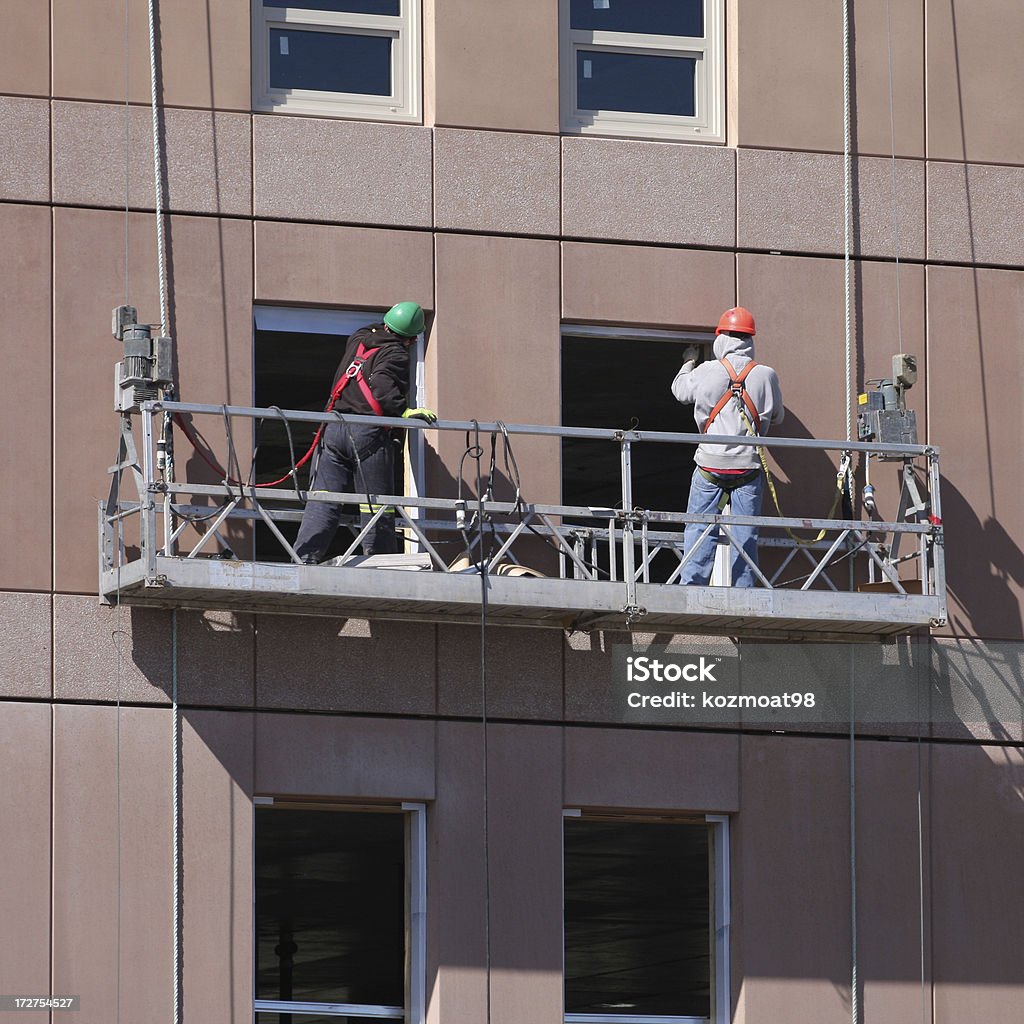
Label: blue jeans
xmin=679 ymin=468 xmax=765 ymax=587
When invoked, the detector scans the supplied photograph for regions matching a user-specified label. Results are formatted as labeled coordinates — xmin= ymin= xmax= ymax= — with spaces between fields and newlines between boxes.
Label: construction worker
xmin=670 ymin=307 xmax=784 ymax=586
xmin=294 ymin=302 xmax=436 ymax=563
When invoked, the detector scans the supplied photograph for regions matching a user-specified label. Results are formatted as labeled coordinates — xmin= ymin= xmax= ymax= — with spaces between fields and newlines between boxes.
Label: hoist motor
xmin=112 ymin=305 xmax=172 ymax=412
xmin=857 ymin=353 xmax=918 ymax=460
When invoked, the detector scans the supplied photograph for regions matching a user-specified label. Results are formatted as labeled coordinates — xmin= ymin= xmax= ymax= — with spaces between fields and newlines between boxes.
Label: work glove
xmin=681 ymin=344 xmax=702 ymax=366
xmin=402 ymin=407 xmax=438 ymax=424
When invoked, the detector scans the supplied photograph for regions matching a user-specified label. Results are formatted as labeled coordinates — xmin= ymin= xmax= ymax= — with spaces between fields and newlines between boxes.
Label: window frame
xmin=558 ymin=0 xmax=725 ymax=142
xmin=252 ymin=798 xmax=427 ymax=1023
xmin=561 ymin=809 xmax=731 ymax=1024
xmin=252 ymin=1 xmax=422 ymax=122
xmin=252 ymin=304 xmax=428 ymax=535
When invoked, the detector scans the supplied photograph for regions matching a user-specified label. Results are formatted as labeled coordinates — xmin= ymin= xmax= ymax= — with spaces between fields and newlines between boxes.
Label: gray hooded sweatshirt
xmin=670 ymin=332 xmax=784 ymax=471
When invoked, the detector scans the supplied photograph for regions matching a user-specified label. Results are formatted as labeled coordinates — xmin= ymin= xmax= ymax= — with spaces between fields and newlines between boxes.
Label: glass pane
xmin=576 ymin=49 xmax=695 ymax=117
xmin=570 ymin=0 xmax=703 ymax=37
xmin=264 ymin=0 xmax=400 ymax=14
xmin=269 ymin=29 xmax=392 ymax=96
xmin=255 ymin=808 xmax=406 ymax=1007
xmin=564 ymin=819 xmax=711 ymax=1018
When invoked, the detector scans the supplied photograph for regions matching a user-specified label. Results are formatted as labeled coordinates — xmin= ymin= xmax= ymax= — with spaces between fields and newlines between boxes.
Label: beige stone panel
xmin=432 ymin=0 xmax=559 ymax=132
xmin=255 ymin=616 xmax=436 ymax=713
xmin=52 ymin=101 xmax=252 ymax=216
xmin=926 ymin=0 xmax=1024 ymax=164
xmin=562 ymin=242 xmax=735 ymax=329
xmin=254 ymin=712 xmax=436 ymax=799
xmin=53 ymin=209 xmax=253 ymax=593
xmin=926 ymin=265 xmax=1024 ymax=640
xmin=254 ymin=220 xmax=434 ymax=310
xmin=0 ymin=593 xmax=51 ymax=699
xmin=0 ymin=703 xmax=50 ymax=1000
xmin=428 ymin=722 xmax=488 ymax=1024
xmin=737 ymin=150 xmax=925 ymax=259
xmin=929 ymin=638 xmax=1024 ymax=743
xmin=0 ymin=97 xmax=49 ymax=202
xmin=565 ymin=727 xmax=739 ymax=812
xmin=735 ymin=254 xmax=849 ymax=520
xmin=931 ymin=743 xmax=1024 ymax=1015
xmin=54 ymin=605 xmax=259 ymax=709
xmin=0 ymin=204 xmax=50 ymax=590
xmin=52 ymin=705 xmax=174 ymax=1024
xmin=0 ymin=0 xmax=50 ymax=95
xmin=855 ymin=740 xmax=933 ymax=1021
xmin=737 ymin=0 xmax=924 ymax=156
xmin=182 ymin=710 xmax=254 ymax=1023
xmin=53 ymin=595 xmax=170 ymax=703
xmin=733 ymin=734 xmax=851 ymax=1022
xmin=486 ymin=724 xmax=563 ymax=1024
xmin=52 ymin=0 xmax=251 ymax=110
xmin=430 ymin=234 xmax=561 ymax=508
xmin=253 ymin=116 xmax=433 ymax=227
xmin=437 ymin=623 xmax=562 ymax=719
xmin=428 ymin=723 xmax=562 ymax=1023
xmin=927 ymin=161 xmax=1024 ymax=266
xmin=562 ymin=137 xmax=735 ymax=248
xmin=434 ymin=128 xmax=560 ymax=235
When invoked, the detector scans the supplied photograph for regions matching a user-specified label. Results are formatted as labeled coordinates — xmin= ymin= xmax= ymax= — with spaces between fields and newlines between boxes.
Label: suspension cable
xmin=147 ymin=0 xmax=169 ymax=334
xmin=144 ymin=4 xmax=180 ymax=1021
xmin=842 ymin=0 xmax=855 ymax=445
xmin=884 ymin=0 xmax=904 ymax=354
xmin=842 ymin=6 xmax=860 ymax=1024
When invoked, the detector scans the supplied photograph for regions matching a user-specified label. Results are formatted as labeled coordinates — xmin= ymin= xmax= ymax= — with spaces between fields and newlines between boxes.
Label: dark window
xmin=570 ymin=0 xmax=703 ymax=38
xmin=564 ymin=818 xmax=712 ymax=1019
xmin=561 ymin=334 xmax=700 ymax=580
xmin=269 ymin=29 xmax=392 ymax=96
xmin=576 ymin=50 xmax=696 ymax=117
xmin=255 ymin=807 xmax=407 ymax=1010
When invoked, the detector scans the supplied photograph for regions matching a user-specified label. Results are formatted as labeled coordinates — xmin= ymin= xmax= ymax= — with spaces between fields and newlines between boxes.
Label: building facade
xmin=0 ymin=1 xmax=1022 ymax=1022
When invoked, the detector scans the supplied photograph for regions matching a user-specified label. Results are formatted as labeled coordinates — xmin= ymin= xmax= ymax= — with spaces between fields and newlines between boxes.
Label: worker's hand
xmin=681 ymin=344 xmax=702 ymax=365
xmin=403 ymin=407 xmax=438 ymax=424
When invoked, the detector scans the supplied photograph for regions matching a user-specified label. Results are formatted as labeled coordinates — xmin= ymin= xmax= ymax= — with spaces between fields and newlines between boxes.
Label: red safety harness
xmin=327 ymin=342 xmax=383 ymax=416
xmin=701 ymin=356 xmax=762 ymax=435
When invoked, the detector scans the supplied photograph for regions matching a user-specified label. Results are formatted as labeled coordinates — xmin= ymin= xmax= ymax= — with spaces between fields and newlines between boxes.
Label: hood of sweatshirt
xmin=713 ymin=331 xmax=755 ymax=367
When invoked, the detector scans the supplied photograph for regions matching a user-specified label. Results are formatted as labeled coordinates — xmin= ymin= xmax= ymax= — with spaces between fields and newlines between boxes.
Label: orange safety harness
xmin=701 ymin=356 xmax=762 ymax=435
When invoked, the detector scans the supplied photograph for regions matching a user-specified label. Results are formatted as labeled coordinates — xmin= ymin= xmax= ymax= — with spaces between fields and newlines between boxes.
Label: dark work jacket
xmin=329 ymin=324 xmax=411 ymax=419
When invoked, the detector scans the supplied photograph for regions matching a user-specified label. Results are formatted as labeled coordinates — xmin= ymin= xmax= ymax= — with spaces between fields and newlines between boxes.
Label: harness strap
xmin=701 ymin=356 xmax=762 ymax=435
xmin=328 ymin=342 xmax=384 ymax=416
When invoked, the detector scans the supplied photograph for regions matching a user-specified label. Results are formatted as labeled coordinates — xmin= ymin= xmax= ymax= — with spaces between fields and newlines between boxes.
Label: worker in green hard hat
xmin=294 ymin=302 xmax=437 ymax=563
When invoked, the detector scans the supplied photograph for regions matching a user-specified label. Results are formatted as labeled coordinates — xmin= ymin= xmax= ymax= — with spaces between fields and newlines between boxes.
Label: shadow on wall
xmin=940 ymin=477 xmax=1024 ymax=640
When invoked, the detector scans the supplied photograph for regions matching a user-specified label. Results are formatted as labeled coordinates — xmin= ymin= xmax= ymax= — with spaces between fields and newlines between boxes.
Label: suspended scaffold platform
xmin=100 ymin=402 xmax=947 ymax=641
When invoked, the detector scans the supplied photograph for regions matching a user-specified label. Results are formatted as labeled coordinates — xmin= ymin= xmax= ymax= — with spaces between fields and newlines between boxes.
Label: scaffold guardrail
xmin=99 ymin=401 xmax=947 ymax=638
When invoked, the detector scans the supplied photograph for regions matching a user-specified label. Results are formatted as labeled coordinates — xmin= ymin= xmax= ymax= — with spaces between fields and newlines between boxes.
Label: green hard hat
xmin=383 ymin=301 xmax=425 ymax=338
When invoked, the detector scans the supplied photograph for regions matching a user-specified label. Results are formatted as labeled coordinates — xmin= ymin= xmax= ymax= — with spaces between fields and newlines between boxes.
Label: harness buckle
xmin=344 ymin=357 xmax=365 ymax=379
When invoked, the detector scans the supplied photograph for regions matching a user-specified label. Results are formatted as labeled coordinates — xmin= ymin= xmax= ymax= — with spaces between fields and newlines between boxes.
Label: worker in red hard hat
xmin=670 ymin=307 xmax=784 ymax=587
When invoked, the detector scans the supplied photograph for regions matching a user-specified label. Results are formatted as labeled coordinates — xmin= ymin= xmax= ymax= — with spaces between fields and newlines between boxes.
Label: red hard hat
xmin=716 ymin=307 xmax=756 ymax=336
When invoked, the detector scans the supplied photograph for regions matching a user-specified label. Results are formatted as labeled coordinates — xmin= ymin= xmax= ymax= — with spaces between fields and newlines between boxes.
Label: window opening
xmin=254 ymin=801 xmax=426 ymax=1022
xmin=253 ymin=306 xmax=423 ymax=562
xmin=561 ymin=327 xmax=710 ymax=583
xmin=563 ymin=814 xmax=729 ymax=1024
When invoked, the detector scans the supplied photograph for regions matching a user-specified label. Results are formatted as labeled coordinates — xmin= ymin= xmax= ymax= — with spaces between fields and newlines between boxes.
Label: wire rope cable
xmin=147 ymin=0 xmax=169 ymax=334
xmin=842 ymin=6 xmax=859 ymax=1024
